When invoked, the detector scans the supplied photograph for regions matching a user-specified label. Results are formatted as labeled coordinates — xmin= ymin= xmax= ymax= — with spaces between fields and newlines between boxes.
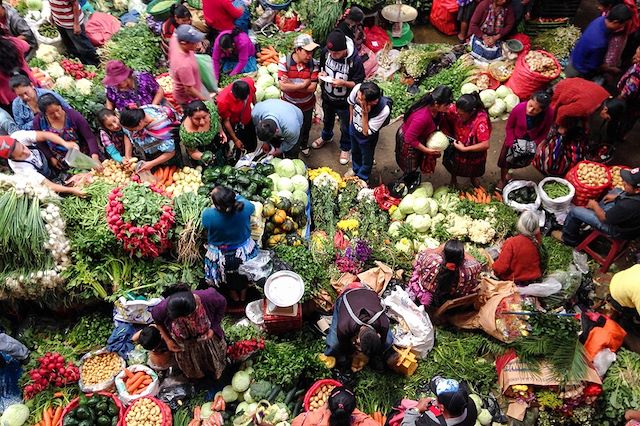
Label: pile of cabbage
xmin=269 ymin=158 xmax=309 ymax=207
xmin=460 ymin=83 xmax=520 ymax=121
xmin=256 ymin=64 xmax=282 ymax=102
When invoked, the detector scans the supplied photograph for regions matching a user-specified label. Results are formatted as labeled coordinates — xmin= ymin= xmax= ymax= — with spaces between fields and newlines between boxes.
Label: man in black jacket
xmin=312 ymin=31 xmax=365 ymax=166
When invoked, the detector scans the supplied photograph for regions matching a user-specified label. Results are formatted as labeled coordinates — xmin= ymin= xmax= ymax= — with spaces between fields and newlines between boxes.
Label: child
xmin=347 ymin=81 xmax=391 ymax=182
xmin=97 ymin=108 xmax=132 ymax=163
xmin=132 ymin=325 xmax=173 ymax=371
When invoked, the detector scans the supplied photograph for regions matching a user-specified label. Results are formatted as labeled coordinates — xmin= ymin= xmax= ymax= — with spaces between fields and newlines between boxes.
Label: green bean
xmin=542 ymin=181 xmax=570 ymax=199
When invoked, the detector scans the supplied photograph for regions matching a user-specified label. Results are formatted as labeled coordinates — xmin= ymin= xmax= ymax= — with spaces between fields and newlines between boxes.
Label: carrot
xmin=187 ymin=420 xmax=199 ymax=426
xmin=124 ymin=368 xmax=134 ymax=379
xmin=193 ymin=406 xmax=201 ymax=421
xmin=126 ymin=371 xmax=144 ymax=386
xmin=53 ymin=392 xmax=64 ymax=398
xmin=142 ymin=377 xmax=153 ymax=385
xmin=381 ymin=415 xmax=387 ymax=425
xmin=43 ymin=407 xmax=52 ymax=426
xmin=126 ymin=371 xmax=146 ymax=391
xmin=52 ymin=406 xmax=63 ymax=426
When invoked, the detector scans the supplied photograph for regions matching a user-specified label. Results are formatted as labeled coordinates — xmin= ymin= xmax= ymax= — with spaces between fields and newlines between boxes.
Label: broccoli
xmin=249 ymin=380 xmax=272 ymax=401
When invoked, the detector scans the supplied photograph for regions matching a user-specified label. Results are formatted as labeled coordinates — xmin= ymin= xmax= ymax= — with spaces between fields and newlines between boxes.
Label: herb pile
xmin=542 ymin=236 xmax=574 ymax=272
xmin=102 ymin=23 xmax=163 ymax=72
xmin=421 ymin=57 xmax=475 ymax=98
xmin=377 ymin=76 xmax=424 ymax=119
xmin=596 ymin=349 xmax=640 ymax=425
xmin=532 ymin=26 xmax=581 ymax=60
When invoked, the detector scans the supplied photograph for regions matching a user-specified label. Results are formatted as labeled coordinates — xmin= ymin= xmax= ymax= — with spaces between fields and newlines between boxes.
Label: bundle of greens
xmin=596 ymin=349 xmax=640 ymax=425
xmin=102 ymin=23 xmax=163 ymax=72
xmin=292 ymin=0 xmax=343 ymax=44
xmin=256 ymin=32 xmax=299 ymax=56
xmin=173 ymin=192 xmax=210 ymax=265
xmin=542 ymin=236 xmax=574 ymax=272
xmin=421 ymin=56 xmax=475 ymax=98
xmin=532 ymin=26 xmax=581 ymax=60
xmin=398 ymin=44 xmax=452 ymax=79
xmin=57 ymin=82 xmax=107 ymax=131
xmin=376 ymin=76 xmax=424 ymax=119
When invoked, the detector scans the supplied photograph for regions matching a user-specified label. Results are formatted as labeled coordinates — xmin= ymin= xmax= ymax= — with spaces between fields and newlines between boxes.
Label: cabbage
xmin=276 ymin=176 xmax=294 ymax=192
xmin=277 ymin=190 xmax=293 ymax=200
xmin=270 ymin=158 xmax=282 ymax=167
xmin=292 ymin=159 xmax=306 ymax=176
xmin=416 ymin=182 xmax=433 ymax=198
xmin=388 ymin=221 xmax=402 ymax=238
xmin=412 ymin=197 xmax=430 ymax=215
xmin=479 ymin=89 xmax=496 ymax=108
xmin=275 ymin=159 xmax=296 ymax=178
xmin=469 ymin=394 xmax=483 ymax=412
xmin=257 ymin=66 xmax=270 ymax=77
xmin=426 ymin=131 xmax=449 ymax=151
xmin=461 ymin=82 xmax=479 ymax=95
xmin=405 ymin=213 xmax=417 ymax=227
xmin=504 ymin=94 xmax=519 ymax=112
xmin=395 ymin=238 xmax=413 ymax=255
xmin=236 ymin=402 xmax=250 ymax=415
xmin=222 ymin=385 xmax=239 ymax=402
xmin=244 ymin=389 xmax=254 ymax=403
xmin=264 ymin=86 xmax=280 ymax=100
xmin=1 ymin=404 xmax=29 ymax=426
xmin=292 ymin=190 xmax=308 ymax=206
xmin=426 ymin=198 xmax=438 ymax=216
xmin=201 ymin=402 xmax=214 ymax=419
xmin=267 ymin=173 xmax=279 ymax=189
xmin=488 ymin=98 xmax=506 ymax=117
xmin=411 ymin=214 xmax=431 ymax=233
xmin=232 ymin=370 xmax=251 ymax=392
xmin=290 ymin=175 xmax=309 ymax=192
xmin=26 ymin=0 xmax=42 ymax=9
xmin=495 ymin=85 xmax=512 ymax=99
xmin=477 ymin=409 xmax=492 ymax=425
xmin=398 ymin=194 xmax=415 ymax=215
xmin=256 ymin=87 xmax=265 ymax=102
xmin=432 ymin=186 xmax=449 ymax=201
xmin=390 ymin=208 xmax=405 ymax=221
xmin=267 ymin=63 xmax=279 ymax=75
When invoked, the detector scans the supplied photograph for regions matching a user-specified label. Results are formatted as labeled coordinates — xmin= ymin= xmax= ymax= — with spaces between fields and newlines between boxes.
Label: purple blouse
xmin=105 ymin=71 xmax=160 ymax=111
xmin=151 ymin=288 xmax=227 ymax=339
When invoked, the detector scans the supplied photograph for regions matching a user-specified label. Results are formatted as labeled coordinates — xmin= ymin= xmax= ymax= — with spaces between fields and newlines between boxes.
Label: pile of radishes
xmin=24 ymin=352 xmax=80 ymax=399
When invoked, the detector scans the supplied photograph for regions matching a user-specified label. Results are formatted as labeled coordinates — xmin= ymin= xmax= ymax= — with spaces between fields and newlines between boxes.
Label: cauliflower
xmin=45 ymin=62 xmax=64 ymax=79
xmin=35 ymin=44 xmax=59 ymax=64
xmin=54 ymin=75 xmax=74 ymax=91
xmin=113 ymin=0 xmax=128 ymax=10
xmin=446 ymin=214 xmax=472 ymax=238
xmin=468 ymin=219 xmax=495 ymax=244
xmin=75 ymin=78 xmax=93 ymax=95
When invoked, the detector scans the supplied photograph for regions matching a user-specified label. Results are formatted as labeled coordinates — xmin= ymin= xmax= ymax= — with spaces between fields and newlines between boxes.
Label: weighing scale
xmin=381 ymin=0 xmax=418 ymax=48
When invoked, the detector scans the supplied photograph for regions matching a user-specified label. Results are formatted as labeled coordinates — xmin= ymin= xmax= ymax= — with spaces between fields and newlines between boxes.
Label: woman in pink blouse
xmin=0 ymin=34 xmax=36 ymax=111
xmin=212 ymin=27 xmax=257 ymax=82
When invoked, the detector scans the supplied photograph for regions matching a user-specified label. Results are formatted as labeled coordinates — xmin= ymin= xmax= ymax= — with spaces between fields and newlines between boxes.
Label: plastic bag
xmin=593 ymin=348 xmax=617 ymax=377
xmin=113 ymin=297 xmax=162 ymax=324
xmin=503 ymin=180 xmax=541 ymax=212
xmin=382 ymin=286 xmax=435 ymax=359
xmin=238 ymin=249 xmax=273 ymax=282
xmin=538 ymin=177 xmax=575 ymax=215
xmin=195 ymin=54 xmax=217 ymax=92
xmin=114 ymin=364 xmax=160 ymax=405
xmin=127 ymin=346 xmax=148 ymax=366
xmin=79 ymin=349 xmax=126 ymax=393
xmin=156 ymin=376 xmax=196 ymax=410
xmin=128 ymin=0 xmax=146 ymax=14
xmin=517 ymin=277 xmax=562 ymax=297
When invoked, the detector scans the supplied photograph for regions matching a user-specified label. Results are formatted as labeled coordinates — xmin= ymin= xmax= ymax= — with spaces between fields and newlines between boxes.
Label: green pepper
xmin=260 ymin=188 xmax=272 ymax=199
xmin=200 ymin=151 xmax=214 ymax=164
xmin=247 ymin=182 xmax=258 ymax=196
xmin=221 ymin=165 xmax=234 ymax=176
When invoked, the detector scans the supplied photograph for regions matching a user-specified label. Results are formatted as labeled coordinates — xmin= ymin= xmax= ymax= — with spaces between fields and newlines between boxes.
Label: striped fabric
xmin=49 ymin=0 xmax=84 ymax=29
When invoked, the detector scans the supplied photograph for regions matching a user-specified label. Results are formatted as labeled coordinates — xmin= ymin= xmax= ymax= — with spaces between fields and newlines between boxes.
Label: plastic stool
xmin=576 ymin=230 xmax=629 ymax=273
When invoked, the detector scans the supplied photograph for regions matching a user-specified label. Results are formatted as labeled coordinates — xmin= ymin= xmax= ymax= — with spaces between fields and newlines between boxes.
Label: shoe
xmin=551 ymin=230 xmax=563 ymax=242
xmin=340 ymin=151 xmax=350 ymax=165
xmin=301 ymin=148 xmax=310 ymax=157
xmin=344 ymin=169 xmax=356 ymax=177
xmin=312 ymin=138 xmax=330 ymax=149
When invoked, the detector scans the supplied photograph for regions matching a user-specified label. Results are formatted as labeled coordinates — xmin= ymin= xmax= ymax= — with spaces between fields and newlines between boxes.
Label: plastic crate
xmin=262 ymin=300 xmax=302 ymax=334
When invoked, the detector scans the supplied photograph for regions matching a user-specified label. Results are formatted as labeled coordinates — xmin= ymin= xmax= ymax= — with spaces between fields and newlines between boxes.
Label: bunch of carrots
xmin=34 ymin=406 xmax=63 ymax=426
xmin=459 ymin=187 xmax=502 ymax=204
xmin=123 ymin=369 xmax=153 ymax=395
xmin=371 ymin=411 xmax=387 ymax=425
xmin=257 ymin=46 xmax=280 ymax=65
xmin=152 ymin=166 xmax=177 ymax=188
xmin=188 ymin=395 xmax=225 ymax=426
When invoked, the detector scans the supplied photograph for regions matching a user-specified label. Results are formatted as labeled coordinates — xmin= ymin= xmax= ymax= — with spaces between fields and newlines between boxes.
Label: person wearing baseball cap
xmin=559 ymin=167 xmax=640 ymax=246
xmin=0 ymin=131 xmax=86 ymax=195
xmin=277 ymin=34 xmax=320 ymax=157
xmin=169 ymin=24 xmax=211 ymax=106
xmin=313 ymin=30 xmax=365 ymax=165
xmin=402 ymin=376 xmax=477 ymax=426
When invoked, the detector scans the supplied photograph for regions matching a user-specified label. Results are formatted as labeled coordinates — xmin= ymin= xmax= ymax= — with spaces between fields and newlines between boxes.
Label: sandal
xmin=312 ymin=138 xmax=330 ymax=149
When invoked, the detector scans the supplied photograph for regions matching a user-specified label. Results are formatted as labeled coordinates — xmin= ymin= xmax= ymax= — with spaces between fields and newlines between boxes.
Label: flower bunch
xmin=335 ymin=239 xmax=372 ymax=274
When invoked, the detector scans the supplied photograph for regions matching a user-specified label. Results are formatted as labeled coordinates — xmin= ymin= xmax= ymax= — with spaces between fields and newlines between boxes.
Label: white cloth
xmin=7 ymin=130 xmax=46 ymax=184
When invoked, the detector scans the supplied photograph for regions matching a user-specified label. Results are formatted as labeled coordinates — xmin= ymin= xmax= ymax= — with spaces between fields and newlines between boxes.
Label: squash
xmin=263 ymin=202 xmax=276 ymax=218
xmin=281 ymin=218 xmax=294 ymax=233
xmin=271 ymin=209 xmax=287 ymax=225
xmin=289 ymin=201 xmax=305 ymax=217
xmin=267 ymin=234 xmax=285 ymax=247
xmin=264 ymin=222 xmax=275 ymax=234
xmin=276 ymin=197 xmax=291 ymax=212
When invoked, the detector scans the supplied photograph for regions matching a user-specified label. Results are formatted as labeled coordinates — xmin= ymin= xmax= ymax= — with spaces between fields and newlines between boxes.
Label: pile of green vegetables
xmin=596 ymin=349 xmax=640 ymax=425
xmin=542 ymin=181 xmax=571 ymax=199
xmin=38 ymin=22 xmax=59 ymax=39
xmin=292 ymin=0 xmax=343 ymax=44
xmin=201 ymin=163 xmax=274 ymax=202
xmin=102 ymin=23 xmax=163 ymax=72
xmin=377 ymin=76 xmax=424 ymax=119
xmin=63 ymin=393 xmax=119 ymax=426
xmin=256 ymin=32 xmax=299 ymax=55
xmin=398 ymin=44 xmax=452 ymax=79
xmin=541 ymin=236 xmax=574 ymax=272
xmin=273 ymin=244 xmax=332 ymax=302
xmin=57 ymin=83 xmax=107 ymax=131
xmin=532 ymin=26 xmax=581 ymax=60
xmin=421 ymin=57 xmax=475 ymax=98
xmin=508 ymin=185 xmax=538 ymax=204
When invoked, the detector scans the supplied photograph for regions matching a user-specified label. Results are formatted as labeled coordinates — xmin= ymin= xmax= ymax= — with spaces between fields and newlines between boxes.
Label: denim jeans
xmin=0 ymin=108 xmax=18 ymax=136
xmin=321 ymin=102 xmax=351 ymax=152
xmin=56 ymin=24 xmax=99 ymax=66
xmin=562 ymin=189 xmax=621 ymax=245
xmin=298 ymin=108 xmax=313 ymax=151
xmin=351 ymin=126 xmax=379 ymax=182
xmin=324 ymin=293 xmax=394 ymax=359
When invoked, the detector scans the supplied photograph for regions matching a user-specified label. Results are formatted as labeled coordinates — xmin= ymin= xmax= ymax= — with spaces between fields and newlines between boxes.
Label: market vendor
xmin=161 ymin=2 xmax=193 ymax=55
xmin=180 ymin=100 xmax=228 ymax=165
xmin=567 ymin=4 xmax=632 ymax=79
xmin=10 ymin=75 xmax=70 ymax=131
xmin=492 ymin=210 xmax=542 ymax=285
xmin=468 ymin=0 xmax=516 ymax=61
xmin=103 ymin=60 xmax=165 ymax=111
xmin=401 ymin=376 xmax=478 ymax=426
xmin=312 ymin=31 xmax=365 ymax=166
xmin=559 ymin=167 xmax=640 ymax=246
xmin=325 ymin=286 xmax=393 ymax=372
xmin=347 ymin=81 xmax=391 ymax=183
xmin=607 ymin=264 xmax=640 ymax=330
xmin=395 ymin=85 xmax=453 ymax=175
xmin=202 ymin=186 xmax=257 ymax=303
xmin=442 ymin=92 xmax=491 ymax=188
xmin=496 ymin=90 xmax=554 ymax=191
xmin=212 ymin=27 xmax=257 ymax=82
xmin=0 ymin=131 xmax=87 ymax=195
xmin=551 ymin=77 xmax=624 ymax=135
xmin=0 ymin=34 xmax=37 ymax=111
xmin=597 ymin=0 xmax=639 ymax=74
xmin=278 ymin=34 xmax=320 ymax=158
xmin=408 ymin=240 xmax=482 ymax=309
xmin=0 ymin=0 xmax=37 ymax=59
xmin=291 ymin=387 xmax=378 ymax=426
xmin=119 ymin=104 xmax=179 ymax=171
xmin=150 ymin=284 xmax=227 ymax=380
xmin=216 ymin=78 xmax=257 ymax=154
xmin=202 ymin=0 xmax=245 ymax=34
xmin=335 ymin=7 xmax=378 ymax=78
xmin=252 ymin=98 xmax=303 ymax=159
xmin=132 ymin=325 xmax=173 ymax=371
xmin=32 ymin=94 xmax=101 ymax=168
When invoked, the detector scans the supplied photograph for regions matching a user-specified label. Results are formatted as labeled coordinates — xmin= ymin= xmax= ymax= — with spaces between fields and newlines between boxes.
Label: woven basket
xmin=303 ymin=379 xmax=342 ymax=411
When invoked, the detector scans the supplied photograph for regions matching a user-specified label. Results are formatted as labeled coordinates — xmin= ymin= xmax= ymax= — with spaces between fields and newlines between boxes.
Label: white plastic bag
xmin=516 ymin=277 xmax=562 ymax=297
xmin=382 ymin=286 xmax=435 ymax=359
xmin=79 ymin=349 xmax=126 ymax=393
xmin=34 ymin=21 xmax=62 ymax=48
xmin=114 ymin=364 xmax=160 ymax=405
xmin=113 ymin=297 xmax=162 ymax=324
xmin=503 ymin=180 xmax=541 ymax=212
xmin=538 ymin=177 xmax=575 ymax=216
xmin=593 ymin=348 xmax=617 ymax=377
xmin=238 ymin=249 xmax=273 ymax=281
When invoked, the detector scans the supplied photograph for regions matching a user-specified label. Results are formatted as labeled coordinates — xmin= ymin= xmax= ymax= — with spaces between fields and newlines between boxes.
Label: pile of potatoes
xmin=610 ymin=166 xmax=626 ymax=190
xmin=308 ymin=384 xmax=336 ymax=411
xmin=81 ymin=352 xmax=123 ymax=385
xmin=125 ymin=398 xmax=163 ymax=426
xmin=576 ymin=163 xmax=609 ymax=187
